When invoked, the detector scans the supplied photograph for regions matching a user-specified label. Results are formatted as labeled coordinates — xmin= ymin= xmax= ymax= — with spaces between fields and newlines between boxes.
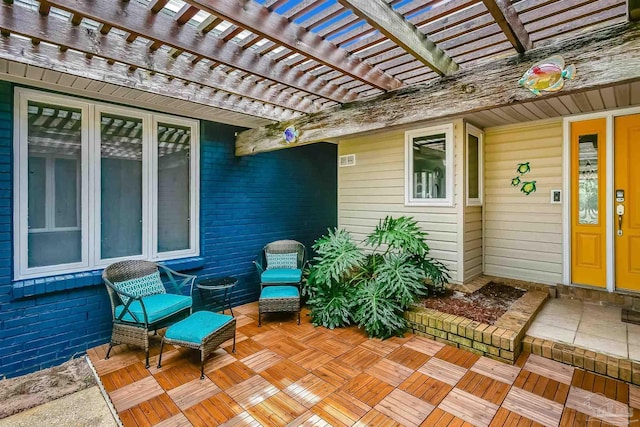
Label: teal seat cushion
xmin=165 ymin=311 xmax=234 ymax=344
xmin=260 ymin=285 xmax=299 ymax=299
xmin=114 ymin=271 xmax=165 ymax=305
xmin=115 ymin=293 xmax=192 ymax=324
xmin=261 ymin=268 xmax=302 ymax=283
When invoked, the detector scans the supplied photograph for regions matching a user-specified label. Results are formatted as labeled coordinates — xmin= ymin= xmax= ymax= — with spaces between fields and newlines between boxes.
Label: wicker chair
xmin=254 ymin=240 xmax=306 ymax=326
xmin=103 ymin=260 xmax=196 ymax=367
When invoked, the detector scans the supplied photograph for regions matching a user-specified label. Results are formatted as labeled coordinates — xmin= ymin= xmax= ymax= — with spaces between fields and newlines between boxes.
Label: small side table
xmin=196 ymin=277 xmax=238 ymax=316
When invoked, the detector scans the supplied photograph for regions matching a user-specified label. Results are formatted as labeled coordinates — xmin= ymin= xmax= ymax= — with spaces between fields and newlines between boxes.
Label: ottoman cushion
xmin=165 ymin=311 xmax=234 ymax=344
xmin=260 ymin=285 xmax=299 ymax=299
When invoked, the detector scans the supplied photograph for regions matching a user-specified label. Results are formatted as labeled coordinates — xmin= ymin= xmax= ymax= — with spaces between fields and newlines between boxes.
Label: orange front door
xmin=615 ymin=114 xmax=640 ymax=291
xmin=571 ymin=119 xmax=607 ymax=288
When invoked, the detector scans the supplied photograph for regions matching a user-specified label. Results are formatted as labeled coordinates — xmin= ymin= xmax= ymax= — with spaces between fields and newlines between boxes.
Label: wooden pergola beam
xmin=236 ymin=23 xmax=640 ymax=155
xmin=481 ymin=0 xmax=532 ymax=53
xmin=44 ymin=0 xmax=357 ymax=104
xmin=0 ymin=35 xmax=285 ymax=124
xmin=631 ymin=0 xmax=640 ymax=21
xmin=0 ymin=3 xmax=318 ymax=115
xmin=182 ymin=0 xmax=402 ymax=91
xmin=336 ymin=0 xmax=458 ymax=76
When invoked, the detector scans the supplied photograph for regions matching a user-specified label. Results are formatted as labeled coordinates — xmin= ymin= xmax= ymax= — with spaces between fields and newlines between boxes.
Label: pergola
xmin=1 ymin=0 xmax=639 ymax=154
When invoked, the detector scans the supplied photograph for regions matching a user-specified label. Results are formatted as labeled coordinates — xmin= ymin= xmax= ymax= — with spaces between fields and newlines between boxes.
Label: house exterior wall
xmin=464 ymin=204 xmax=483 ymax=280
xmin=483 ymin=119 xmax=564 ymax=285
xmin=0 ymin=80 xmax=337 ymax=378
xmin=337 ymin=120 xmax=465 ymax=282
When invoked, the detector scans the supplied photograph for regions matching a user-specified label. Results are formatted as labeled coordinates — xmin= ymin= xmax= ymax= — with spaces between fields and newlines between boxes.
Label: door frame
xmin=563 ymin=105 xmax=640 ymax=291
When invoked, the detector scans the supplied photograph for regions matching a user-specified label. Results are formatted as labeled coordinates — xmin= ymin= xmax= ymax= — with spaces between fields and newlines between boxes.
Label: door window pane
xmin=578 ymin=134 xmax=599 ymax=225
xmin=27 ymin=101 xmax=82 ymax=267
xmin=157 ymin=122 xmax=191 ymax=253
xmin=100 ymin=113 xmax=143 ymax=259
xmin=468 ymin=133 xmax=479 ymax=200
xmin=412 ymin=133 xmax=447 ymax=199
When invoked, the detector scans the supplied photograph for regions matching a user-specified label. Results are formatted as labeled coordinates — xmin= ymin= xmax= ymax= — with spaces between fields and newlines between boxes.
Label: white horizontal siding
xmin=338 ymin=122 xmax=464 ymax=282
xmin=464 ymin=206 xmax=483 ymax=280
xmin=483 ymin=119 xmax=563 ymax=285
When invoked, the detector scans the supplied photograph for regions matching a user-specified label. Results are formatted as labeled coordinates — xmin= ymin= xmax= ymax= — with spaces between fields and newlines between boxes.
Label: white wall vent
xmin=339 ymin=154 xmax=356 ymax=167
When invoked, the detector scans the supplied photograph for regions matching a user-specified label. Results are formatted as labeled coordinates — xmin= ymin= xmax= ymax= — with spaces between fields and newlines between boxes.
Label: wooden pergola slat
xmin=44 ymin=0 xmax=358 ymax=104
xmin=336 ymin=0 xmax=458 ymax=76
xmin=0 ymin=3 xmax=318 ymax=116
xmin=0 ymin=35 xmax=285 ymax=123
xmin=182 ymin=0 xmax=402 ymax=91
xmin=236 ymin=22 xmax=640 ymax=155
xmin=481 ymin=0 xmax=532 ymax=53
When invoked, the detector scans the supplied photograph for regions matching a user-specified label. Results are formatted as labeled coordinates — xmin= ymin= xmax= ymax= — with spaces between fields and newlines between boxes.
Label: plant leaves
xmin=365 ymin=216 xmax=430 ymax=256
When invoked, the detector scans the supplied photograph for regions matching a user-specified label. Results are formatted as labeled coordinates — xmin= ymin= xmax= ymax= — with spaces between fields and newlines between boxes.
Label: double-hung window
xmin=14 ymin=89 xmax=199 ymax=279
xmin=405 ymin=124 xmax=454 ymax=206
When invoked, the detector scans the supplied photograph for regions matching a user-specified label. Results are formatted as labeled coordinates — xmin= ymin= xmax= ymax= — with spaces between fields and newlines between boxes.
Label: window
xmin=466 ymin=124 xmax=483 ymax=206
xmin=405 ymin=124 xmax=454 ymax=206
xmin=14 ymin=89 xmax=199 ymax=279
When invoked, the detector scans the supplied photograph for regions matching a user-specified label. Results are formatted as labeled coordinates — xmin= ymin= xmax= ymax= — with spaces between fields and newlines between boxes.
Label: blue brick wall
xmin=0 ymin=81 xmax=337 ymax=378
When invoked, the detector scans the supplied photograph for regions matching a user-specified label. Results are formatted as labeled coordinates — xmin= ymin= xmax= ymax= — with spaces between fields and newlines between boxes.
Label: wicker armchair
xmin=103 ymin=260 xmax=196 ymax=367
xmin=254 ymin=240 xmax=306 ymax=326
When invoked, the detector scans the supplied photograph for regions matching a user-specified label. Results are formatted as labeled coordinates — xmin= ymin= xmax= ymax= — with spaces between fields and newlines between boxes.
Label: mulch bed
xmin=0 ymin=356 xmax=96 ymax=419
xmin=418 ymin=281 xmax=526 ymax=325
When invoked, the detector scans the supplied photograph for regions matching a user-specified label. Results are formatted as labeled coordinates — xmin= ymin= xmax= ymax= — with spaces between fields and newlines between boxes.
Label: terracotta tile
xmin=246 ymin=392 xmax=307 ymax=426
xmin=219 ymin=411 xmax=261 ymax=427
xmin=183 ymin=391 xmax=243 ymax=426
xmin=399 ymin=371 xmax=453 ymax=406
xmin=471 ymin=356 xmax=521 ymax=385
xmin=565 ymin=386 xmax=632 ymax=426
xmin=208 ymin=361 xmax=256 ymax=390
xmin=101 ymin=361 xmax=150 ymax=392
xmin=110 ymin=375 xmax=165 ymax=412
xmin=305 ymin=335 xmax=354 ymax=358
xmin=226 ymin=375 xmax=279 ymax=410
xmin=166 ymin=377 xmax=221 ymax=410
xmin=419 ymin=356 xmax=468 ymax=386
xmin=260 ymin=358 xmax=309 ymax=389
xmin=502 ymin=386 xmax=564 ymax=427
xmin=286 ymin=411 xmax=332 ymax=427
xmin=341 ymin=373 xmax=394 ymax=407
xmin=311 ymin=390 xmax=371 ymax=427
xmin=289 ymin=347 xmax=334 ymax=370
xmin=283 ymin=373 xmax=337 ymax=409
xmin=375 ymin=388 xmax=434 ymax=426
xmin=524 ymin=353 xmax=575 ymax=385
xmin=354 ymin=409 xmax=403 ymax=427
xmin=312 ymin=358 xmax=360 ymax=387
xmin=422 ymin=407 xmax=476 ymax=427
xmin=338 ymin=346 xmax=381 ymax=371
xmin=435 ymin=345 xmax=480 ymax=369
xmin=571 ymin=369 xmax=629 ymax=404
xmin=457 ymin=371 xmax=510 ymax=406
xmin=403 ymin=335 xmax=445 ymax=356
xmin=240 ymin=348 xmax=283 ymax=372
xmin=438 ymin=388 xmax=499 ymax=427
xmin=365 ymin=358 xmax=414 ymax=387
xmin=386 ymin=345 xmax=431 ymax=370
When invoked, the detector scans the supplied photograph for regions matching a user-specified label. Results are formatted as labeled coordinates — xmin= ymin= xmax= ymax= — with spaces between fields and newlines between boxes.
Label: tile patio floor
xmin=88 ymin=302 xmax=640 ymax=427
xmin=527 ymin=299 xmax=640 ymax=361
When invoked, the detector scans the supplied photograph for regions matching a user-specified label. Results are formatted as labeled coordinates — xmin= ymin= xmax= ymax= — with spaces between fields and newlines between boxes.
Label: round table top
xmin=196 ymin=276 xmax=238 ymax=290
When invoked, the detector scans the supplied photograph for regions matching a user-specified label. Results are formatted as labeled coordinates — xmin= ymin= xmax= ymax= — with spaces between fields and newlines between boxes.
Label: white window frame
xmin=466 ymin=123 xmax=484 ymax=206
xmin=405 ymin=124 xmax=454 ymax=206
xmin=14 ymin=88 xmax=200 ymax=280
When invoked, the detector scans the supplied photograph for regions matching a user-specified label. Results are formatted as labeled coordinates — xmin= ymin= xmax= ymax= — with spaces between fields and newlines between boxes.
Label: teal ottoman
xmin=157 ymin=311 xmax=236 ymax=379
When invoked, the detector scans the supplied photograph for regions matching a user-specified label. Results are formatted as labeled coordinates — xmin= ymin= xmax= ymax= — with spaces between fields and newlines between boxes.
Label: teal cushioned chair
xmin=103 ymin=260 xmax=196 ymax=368
xmin=253 ymin=240 xmax=306 ymax=326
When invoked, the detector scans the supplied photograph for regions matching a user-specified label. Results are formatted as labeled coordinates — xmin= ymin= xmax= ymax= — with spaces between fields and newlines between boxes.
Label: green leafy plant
xmin=304 ymin=216 xmax=451 ymax=338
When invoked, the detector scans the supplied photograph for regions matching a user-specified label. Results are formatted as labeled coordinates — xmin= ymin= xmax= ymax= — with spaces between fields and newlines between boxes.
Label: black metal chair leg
xmin=157 ymin=339 xmax=165 ymax=369
xmin=105 ymin=344 xmax=114 ymax=360
xmin=200 ymin=362 xmax=205 ymax=380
